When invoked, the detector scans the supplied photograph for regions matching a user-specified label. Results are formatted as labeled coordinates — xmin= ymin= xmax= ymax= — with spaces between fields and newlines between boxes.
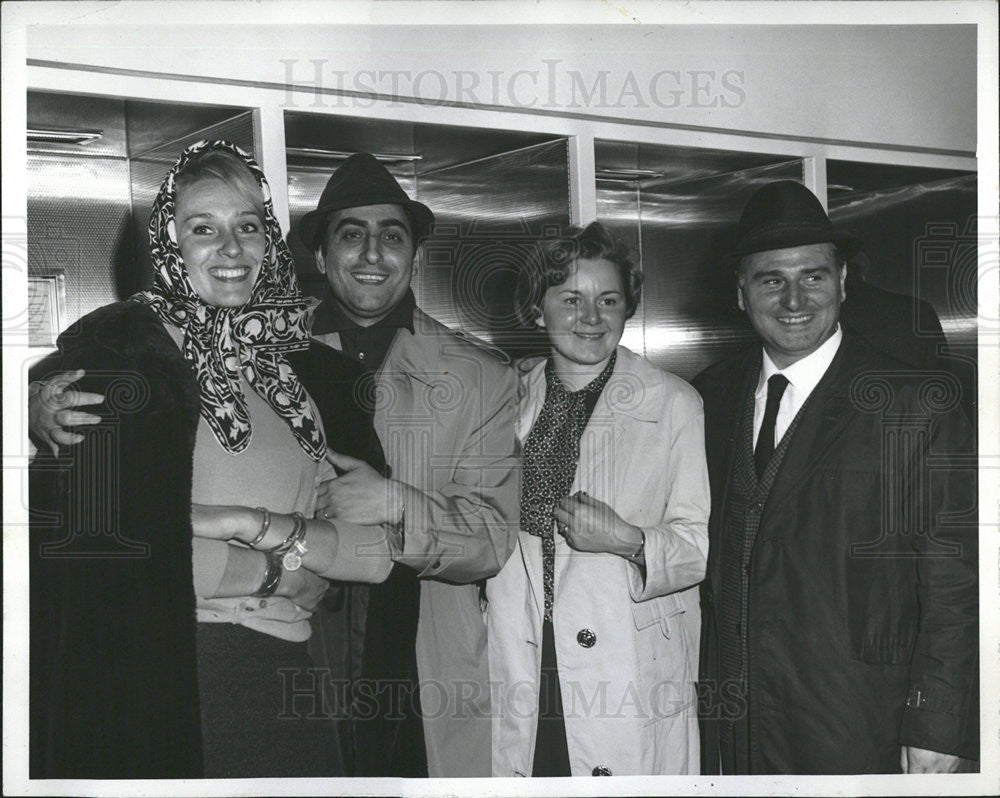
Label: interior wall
xmin=27 ymin=23 xmax=977 ymax=153
xmin=416 ymin=139 xmax=571 ymax=357
xmin=597 ymin=159 xmax=805 ymax=380
xmin=26 ymin=93 xmax=131 ymax=337
xmin=829 ymin=173 xmax=978 ymax=420
xmin=25 ymin=92 xmax=256 ymax=339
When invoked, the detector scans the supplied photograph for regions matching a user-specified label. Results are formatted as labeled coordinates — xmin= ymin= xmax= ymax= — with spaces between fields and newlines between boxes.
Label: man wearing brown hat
xmin=694 ymin=181 xmax=977 ymax=774
xmin=298 ymin=153 xmax=518 ymax=778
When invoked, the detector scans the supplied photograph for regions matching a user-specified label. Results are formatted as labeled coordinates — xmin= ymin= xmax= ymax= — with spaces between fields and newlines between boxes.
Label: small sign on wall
xmin=28 ymin=273 xmax=66 ymax=348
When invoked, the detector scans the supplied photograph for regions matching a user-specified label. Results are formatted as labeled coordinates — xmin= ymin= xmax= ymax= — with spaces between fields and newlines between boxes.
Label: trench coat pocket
xmin=631 ymin=594 xmax=685 ymax=639
xmin=631 ymin=596 xmax=696 ymax=721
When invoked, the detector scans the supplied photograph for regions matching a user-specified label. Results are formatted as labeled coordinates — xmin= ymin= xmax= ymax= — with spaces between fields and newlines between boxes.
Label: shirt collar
xmin=757 ymin=325 xmax=843 ymax=397
xmin=545 ymin=350 xmax=618 ymax=397
xmin=311 ymin=288 xmax=416 ymax=336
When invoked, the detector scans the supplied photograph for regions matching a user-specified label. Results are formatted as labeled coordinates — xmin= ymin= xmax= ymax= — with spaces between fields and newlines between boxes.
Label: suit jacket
xmin=29 ymin=301 xmax=386 ymax=778
xmin=694 ymin=333 xmax=978 ymax=773
xmin=488 ymin=347 xmax=709 ymax=776
xmin=314 ymin=306 xmax=520 ymax=777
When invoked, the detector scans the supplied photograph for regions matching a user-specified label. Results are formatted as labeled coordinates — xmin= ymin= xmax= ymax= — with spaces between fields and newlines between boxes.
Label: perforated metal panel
xmin=27 ymin=153 xmax=133 ymax=335
xmin=26 ymin=97 xmax=256 ymax=340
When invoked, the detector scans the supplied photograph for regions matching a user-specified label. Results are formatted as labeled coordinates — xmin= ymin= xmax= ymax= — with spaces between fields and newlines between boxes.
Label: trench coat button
xmin=592 ymin=765 xmax=612 ymax=776
xmin=577 ymin=628 xmax=597 ymax=648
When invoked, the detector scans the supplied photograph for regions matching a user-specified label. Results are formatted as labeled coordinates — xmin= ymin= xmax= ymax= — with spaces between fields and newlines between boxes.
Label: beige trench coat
xmin=487 ymin=347 xmax=709 ymax=776
xmin=315 ymin=306 xmax=519 ymax=777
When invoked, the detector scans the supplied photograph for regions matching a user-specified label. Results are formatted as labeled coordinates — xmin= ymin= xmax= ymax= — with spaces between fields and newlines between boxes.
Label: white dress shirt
xmin=753 ymin=327 xmax=843 ymax=449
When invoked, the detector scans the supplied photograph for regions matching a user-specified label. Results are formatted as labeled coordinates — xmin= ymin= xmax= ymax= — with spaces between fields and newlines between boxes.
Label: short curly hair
xmin=514 ymin=221 xmax=642 ymax=327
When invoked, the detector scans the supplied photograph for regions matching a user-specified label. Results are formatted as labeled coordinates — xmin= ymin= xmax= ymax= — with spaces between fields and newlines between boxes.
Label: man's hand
xmin=901 ymin=745 xmax=962 ymax=773
xmin=316 ymin=450 xmax=404 ymax=526
xmin=553 ymin=491 xmax=643 ymax=558
xmin=29 ymin=369 xmax=104 ymax=455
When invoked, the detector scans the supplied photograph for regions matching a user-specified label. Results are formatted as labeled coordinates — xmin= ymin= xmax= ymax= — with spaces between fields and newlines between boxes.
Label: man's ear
xmin=314 ymin=248 xmax=326 ymax=275
xmin=736 ymin=282 xmax=746 ymax=312
xmin=838 ymin=262 xmax=847 ymax=303
xmin=412 ymin=242 xmax=424 ymax=275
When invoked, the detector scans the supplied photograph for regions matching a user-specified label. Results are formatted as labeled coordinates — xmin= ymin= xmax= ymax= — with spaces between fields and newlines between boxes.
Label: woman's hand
xmin=191 ymin=503 xmax=261 ymax=542
xmin=275 ymin=566 xmax=329 ymax=612
xmin=554 ymin=491 xmax=644 ymax=558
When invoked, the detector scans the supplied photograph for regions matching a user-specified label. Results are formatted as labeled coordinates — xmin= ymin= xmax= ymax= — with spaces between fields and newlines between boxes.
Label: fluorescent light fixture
xmin=596 ymin=168 xmax=665 ymax=182
xmin=27 ymin=127 xmax=104 ymax=146
xmin=286 ymin=147 xmax=422 ymax=163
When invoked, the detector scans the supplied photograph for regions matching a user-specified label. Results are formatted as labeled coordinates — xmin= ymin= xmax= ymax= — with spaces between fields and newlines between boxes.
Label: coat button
xmin=592 ymin=765 xmax=612 ymax=776
xmin=577 ymin=628 xmax=596 ymax=648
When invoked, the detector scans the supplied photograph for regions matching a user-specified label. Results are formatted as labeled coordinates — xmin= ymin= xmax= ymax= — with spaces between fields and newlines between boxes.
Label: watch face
xmin=283 ymin=551 xmax=302 ymax=571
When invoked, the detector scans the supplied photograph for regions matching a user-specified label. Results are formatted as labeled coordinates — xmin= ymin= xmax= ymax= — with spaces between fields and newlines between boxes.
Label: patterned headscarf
xmin=132 ymin=140 xmax=325 ymax=461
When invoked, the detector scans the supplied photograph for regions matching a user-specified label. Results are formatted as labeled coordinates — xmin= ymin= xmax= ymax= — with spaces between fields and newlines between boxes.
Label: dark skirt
xmin=532 ymin=618 xmax=572 ymax=776
xmin=196 ymin=622 xmax=344 ymax=778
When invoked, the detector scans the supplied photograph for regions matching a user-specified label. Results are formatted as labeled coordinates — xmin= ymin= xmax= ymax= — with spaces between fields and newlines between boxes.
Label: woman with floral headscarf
xmin=29 ymin=141 xmax=390 ymax=778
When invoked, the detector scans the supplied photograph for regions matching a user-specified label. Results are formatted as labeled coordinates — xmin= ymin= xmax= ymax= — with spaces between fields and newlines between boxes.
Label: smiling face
xmin=737 ymin=242 xmax=846 ymax=368
xmin=174 ymin=178 xmax=266 ymax=307
xmin=314 ymin=203 xmax=416 ymax=327
xmin=538 ymin=256 xmax=628 ymax=385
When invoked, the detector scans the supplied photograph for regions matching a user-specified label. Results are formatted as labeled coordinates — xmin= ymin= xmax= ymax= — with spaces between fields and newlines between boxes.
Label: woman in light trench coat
xmin=487 ymin=222 xmax=710 ymax=777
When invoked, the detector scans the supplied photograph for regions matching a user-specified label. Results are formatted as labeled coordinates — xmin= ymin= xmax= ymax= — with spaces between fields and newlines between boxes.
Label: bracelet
xmin=269 ymin=511 xmax=305 ymax=556
xmin=281 ymin=513 xmax=309 ymax=572
xmin=253 ymin=551 xmax=283 ymax=597
xmin=248 ymin=507 xmax=271 ymax=549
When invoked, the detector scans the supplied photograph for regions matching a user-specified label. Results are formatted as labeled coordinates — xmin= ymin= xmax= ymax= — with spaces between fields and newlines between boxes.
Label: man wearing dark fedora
xmin=298 ymin=153 xmax=518 ymax=778
xmin=693 ymin=180 xmax=977 ymax=774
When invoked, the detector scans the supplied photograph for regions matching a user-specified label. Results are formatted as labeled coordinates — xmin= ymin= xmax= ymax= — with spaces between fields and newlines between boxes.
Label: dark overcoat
xmin=694 ymin=334 xmax=978 ymax=774
xmin=29 ymin=301 xmax=383 ymax=778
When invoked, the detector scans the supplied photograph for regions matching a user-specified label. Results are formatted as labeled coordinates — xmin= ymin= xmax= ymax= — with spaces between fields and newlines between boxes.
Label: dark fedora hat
xmin=729 ymin=180 xmax=858 ymax=264
xmin=298 ymin=153 xmax=435 ymax=250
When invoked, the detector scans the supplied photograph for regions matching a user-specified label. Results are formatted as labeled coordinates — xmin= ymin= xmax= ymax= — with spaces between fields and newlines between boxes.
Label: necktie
xmin=755 ymin=373 xmax=789 ymax=478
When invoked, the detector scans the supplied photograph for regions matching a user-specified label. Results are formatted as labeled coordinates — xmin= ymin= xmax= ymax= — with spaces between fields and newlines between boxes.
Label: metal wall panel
xmin=829 ymin=174 xmax=977 ymax=347
xmin=26 ymin=95 xmax=256 ymax=342
xmin=598 ymin=159 xmax=805 ymax=380
xmin=416 ymin=139 xmax=571 ymax=357
xmin=829 ymin=173 xmax=978 ymax=420
xmin=26 ymin=153 xmax=133 ymax=337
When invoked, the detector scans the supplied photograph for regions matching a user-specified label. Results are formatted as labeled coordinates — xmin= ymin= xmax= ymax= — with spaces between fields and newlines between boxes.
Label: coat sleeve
xmin=627 ymin=386 xmax=710 ymax=601
xmin=898 ymin=404 xmax=979 ymax=760
xmin=388 ymin=364 xmax=520 ymax=584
